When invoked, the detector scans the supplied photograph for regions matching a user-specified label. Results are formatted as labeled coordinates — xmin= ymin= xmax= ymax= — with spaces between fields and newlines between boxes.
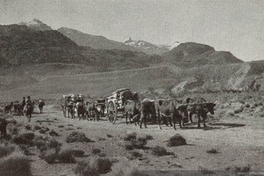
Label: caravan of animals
xmin=1 ymin=19 xmax=264 ymax=176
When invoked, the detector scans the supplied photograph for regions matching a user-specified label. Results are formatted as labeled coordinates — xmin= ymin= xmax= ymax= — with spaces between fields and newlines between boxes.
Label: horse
xmin=24 ymin=104 xmax=34 ymax=122
xmin=38 ymin=100 xmax=45 ymax=113
xmin=4 ymin=102 xmax=13 ymax=114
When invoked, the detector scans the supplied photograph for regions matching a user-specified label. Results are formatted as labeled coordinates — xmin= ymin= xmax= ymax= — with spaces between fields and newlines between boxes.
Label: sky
xmin=0 ymin=0 xmax=264 ymax=62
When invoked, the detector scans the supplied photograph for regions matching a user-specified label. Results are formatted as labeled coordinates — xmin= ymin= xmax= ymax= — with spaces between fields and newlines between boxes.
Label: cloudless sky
xmin=1 ymin=0 xmax=264 ymax=62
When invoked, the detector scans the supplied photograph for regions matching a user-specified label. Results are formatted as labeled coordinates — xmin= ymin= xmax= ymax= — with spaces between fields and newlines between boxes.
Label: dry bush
xmin=0 ymin=143 xmax=16 ymax=158
xmin=226 ymin=110 xmax=235 ymax=117
xmin=92 ymin=148 xmax=101 ymax=154
xmin=58 ymin=125 xmax=64 ymax=128
xmin=198 ymin=166 xmax=215 ymax=175
xmin=74 ymin=161 xmax=99 ymax=176
xmin=234 ymin=107 xmax=243 ymax=114
xmin=245 ymin=104 xmax=250 ymax=108
xmin=33 ymin=135 xmax=61 ymax=152
xmin=151 ymin=146 xmax=174 ymax=156
xmin=25 ymin=125 xmax=32 ymax=131
xmin=49 ymin=130 xmax=59 ymax=136
xmin=106 ymin=134 xmax=113 ymax=138
xmin=124 ymin=132 xmax=137 ymax=141
xmin=12 ymin=132 xmax=35 ymax=146
xmin=225 ymin=164 xmax=251 ymax=174
xmin=0 ymin=151 xmax=32 ymax=176
xmin=167 ymin=134 xmax=186 ymax=147
xmin=71 ymin=149 xmax=85 ymax=157
xmin=128 ymin=151 xmax=143 ymax=160
xmin=33 ymin=125 xmax=41 ymax=131
xmin=66 ymin=132 xmax=90 ymax=143
xmin=40 ymin=149 xmax=57 ymax=164
xmin=206 ymin=148 xmax=219 ymax=154
xmin=90 ymin=157 xmax=112 ymax=174
xmin=58 ymin=149 xmax=76 ymax=163
xmin=144 ymin=134 xmax=154 ymax=141
xmin=111 ymin=160 xmax=145 ymax=176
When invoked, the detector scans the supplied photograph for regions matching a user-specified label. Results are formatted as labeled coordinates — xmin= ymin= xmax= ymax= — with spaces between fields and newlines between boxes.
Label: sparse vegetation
xmin=167 ymin=134 xmax=187 ymax=147
xmin=90 ymin=157 xmax=112 ymax=174
xmin=124 ymin=132 xmax=137 ymax=141
xmin=0 ymin=151 xmax=32 ymax=176
xmin=92 ymin=148 xmax=101 ymax=154
xmin=206 ymin=148 xmax=219 ymax=154
xmin=151 ymin=146 xmax=174 ymax=156
xmin=74 ymin=161 xmax=99 ymax=176
xmin=66 ymin=131 xmax=90 ymax=143
xmin=57 ymin=149 xmax=76 ymax=163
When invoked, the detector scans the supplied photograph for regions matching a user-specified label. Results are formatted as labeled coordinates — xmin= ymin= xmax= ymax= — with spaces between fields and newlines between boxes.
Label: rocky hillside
xmin=163 ymin=42 xmax=243 ymax=67
xmin=18 ymin=19 xmax=53 ymax=31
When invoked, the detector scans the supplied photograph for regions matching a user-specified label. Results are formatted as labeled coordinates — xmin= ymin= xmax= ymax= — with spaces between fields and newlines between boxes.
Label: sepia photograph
xmin=0 ymin=0 xmax=264 ymax=175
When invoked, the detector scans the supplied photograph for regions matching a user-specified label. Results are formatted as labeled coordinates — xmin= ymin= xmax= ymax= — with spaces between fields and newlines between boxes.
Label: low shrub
xmin=124 ymin=132 xmax=137 ymax=141
xmin=58 ymin=125 xmax=64 ymax=128
xmin=92 ymin=148 xmax=101 ymax=154
xmin=12 ymin=132 xmax=35 ymax=146
xmin=151 ymin=146 xmax=174 ymax=156
xmin=66 ymin=132 xmax=90 ymax=143
xmin=74 ymin=161 xmax=99 ymax=176
xmin=106 ymin=134 xmax=112 ymax=138
xmin=71 ymin=149 xmax=85 ymax=157
xmin=33 ymin=125 xmax=41 ymax=131
xmin=167 ymin=134 xmax=187 ymax=147
xmin=0 ymin=144 xmax=16 ymax=158
xmin=49 ymin=130 xmax=59 ymax=136
xmin=0 ymin=151 xmax=32 ymax=176
xmin=206 ymin=148 xmax=219 ymax=154
xmin=25 ymin=125 xmax=32 ymax=131
xmin=130 ymin=151 xmax=142 ymax=159
xmin=40 ymin=149 xmax=57 ymax=164
xmin=90 ymin=157 xmax=112 ymax=174
xmin=111 ymin=161 xmax=145 ymax=176
xmin=58 ymin=149 xmax=76 ymax=163
xmin=226 ymin=164 xmax=251 ymax=174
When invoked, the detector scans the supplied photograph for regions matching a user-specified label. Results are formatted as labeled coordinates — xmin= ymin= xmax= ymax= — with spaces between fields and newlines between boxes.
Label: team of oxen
xmin=123 ymin=97 xmax=216 ymax=130
xmin=64 ymin=96 xmax=216 ymax=130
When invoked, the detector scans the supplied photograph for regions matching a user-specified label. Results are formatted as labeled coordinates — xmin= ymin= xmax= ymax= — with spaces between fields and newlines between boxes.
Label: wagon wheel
xmin=107 ymin=102 xmax=117 ymax=124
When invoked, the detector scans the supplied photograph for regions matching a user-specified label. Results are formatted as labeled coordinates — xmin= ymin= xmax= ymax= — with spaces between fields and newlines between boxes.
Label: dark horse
xmin=186 ymin=97 xmax=216 ymax=128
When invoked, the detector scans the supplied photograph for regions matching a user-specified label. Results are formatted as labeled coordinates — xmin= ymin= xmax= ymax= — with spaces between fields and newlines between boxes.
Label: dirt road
xmin=13 ymin=105 xmax=264 ymax=175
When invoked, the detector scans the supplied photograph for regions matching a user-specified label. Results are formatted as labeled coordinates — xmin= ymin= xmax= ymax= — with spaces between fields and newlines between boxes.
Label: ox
xmin=75 ymin=102 xmax=86 ymax=120
xmin=186 ymin=97 xmax=216 ymax=128
xmin=138 ymin=99 xmax=157 ymax=129
xmin=155 ymin=99 xmax=188 ymax=130
xmin=123 ymin=99 xmax=140 ymax=125
xmin=86 ymin=102 xmax=99 ymax=121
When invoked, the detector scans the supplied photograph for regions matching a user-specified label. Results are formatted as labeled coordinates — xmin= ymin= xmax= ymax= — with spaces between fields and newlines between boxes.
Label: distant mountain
xmin=0 ymin=24 xmax=161 ymax=70
xmin=163 ymin=42 xmax=243 ymax=66
xmin=124 ymin=38 xmax=169 ymax=55
xmin=18 ymin=19 xmax=53 ymax=31
xmin=58 ymin=27 xmax=138 ymax=51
